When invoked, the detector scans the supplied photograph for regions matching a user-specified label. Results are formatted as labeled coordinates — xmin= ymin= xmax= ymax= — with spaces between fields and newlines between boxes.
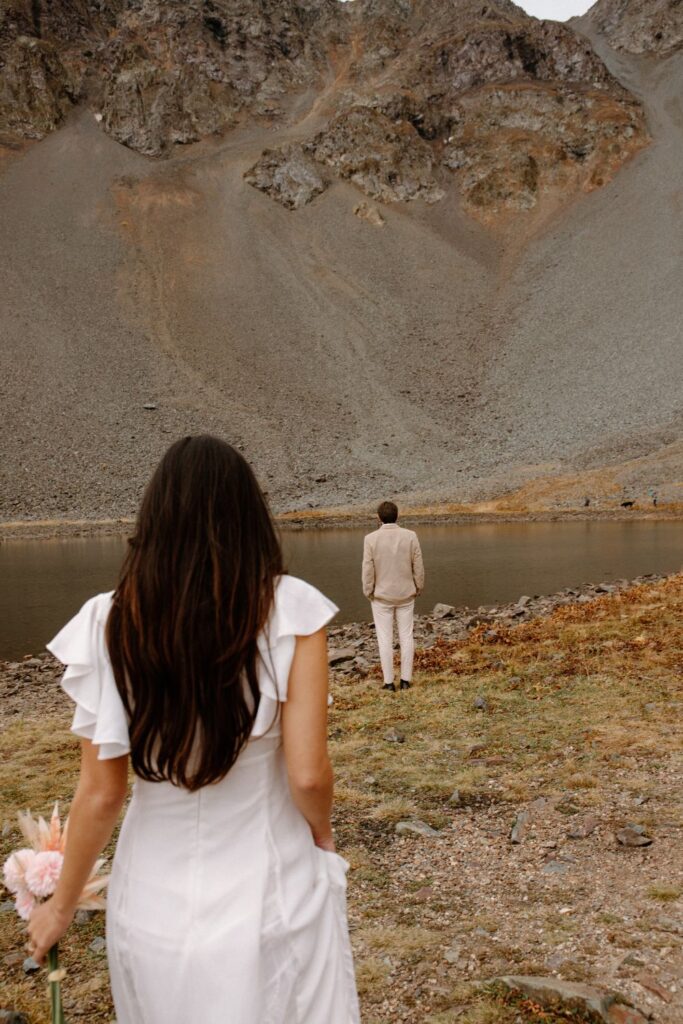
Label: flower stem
xmin=47 ymin=944 xmax=66 ymax=1024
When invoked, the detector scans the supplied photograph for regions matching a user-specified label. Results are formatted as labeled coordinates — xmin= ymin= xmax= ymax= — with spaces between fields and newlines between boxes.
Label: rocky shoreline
xmin=326 ymin=571 xmax=672 ymax=682
xmin=1 ymin=506 xmax=681 ymax=543
xmin=0 ymin=571 xmax=671 ymax=706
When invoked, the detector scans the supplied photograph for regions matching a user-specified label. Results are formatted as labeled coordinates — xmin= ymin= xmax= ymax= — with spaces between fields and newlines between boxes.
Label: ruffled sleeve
xmin=252 ymin=576 xmax=338 ymax=736
xmin=46 ymin=592 xmax=131 ymax=761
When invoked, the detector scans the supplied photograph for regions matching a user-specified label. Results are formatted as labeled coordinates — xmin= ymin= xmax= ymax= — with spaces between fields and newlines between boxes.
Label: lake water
xmin=2 ymin=521 xmax=682 ymax=660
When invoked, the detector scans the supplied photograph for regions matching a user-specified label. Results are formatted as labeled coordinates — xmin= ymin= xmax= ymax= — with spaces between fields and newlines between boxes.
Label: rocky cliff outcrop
xmin=0 ymin=0 xmax=345 ymax=153
xmin=581 ymin=0 xmax=683 ymax=57
xmin=245 ymin=0 xmax=647 ymax=220
xmin=0 ymin=0 xmax=651 ymax=217
xmin=99 ymin=0 xmax=346 ymax=156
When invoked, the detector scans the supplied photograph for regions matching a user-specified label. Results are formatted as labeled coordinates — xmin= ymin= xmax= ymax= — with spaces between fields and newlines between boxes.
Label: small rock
xmin=616 ymin=825 xmax=653 ymax=847
xmin=517 ymin=595 xmax=532 ymax=607
xmin=510 ymin=810 xmax=529 ymax=844
xmin=75 ymin=908 xmax=96 ymax=925
xmin=473 ymin=695 xmax=488 ymax=711
xmin=607 ymin=1008 xmax=650 ymax=1024
xmin=448 ymin=789 xmax=462 ymax=806
xmin=0 ymin=899 xmax=15 ymax=913
xmin=620 ymin=953 xmax=646 ymax=968
xmin=353 ymin=201 xmax=385 ymax=226
xmin=635 ymin=972 xmax=672 ymax=1002
xmin=22 ymin=657 xmax=42 ymax=667
xmin=654 ymin=915 xmax=683 ymax=935
xmin=384 ymin=728 xmax=405 ymax=743
xmin=556 ymin=798 xmax=581 ymax=816
xmin=354 ymin=656 xmax=372 ymax=675
xmin=568 ymin=815 xmax=599 ymax=839
xmin=89 ymin=936 xmax=106 ymax=954
xmin=443 ymin=941 xmax=462 ymax=964
xmin=23 ymin=956 xmax=40 ymax=974
xmin=328 ymin=647 xmax=355 ymax=666
xmin=395 ymin=819 xmax=440 ymax=838
xmin=468 ymin=742 xmax=486 ymax=757
xmin=142 ymin=402 xmax=157 ymax=410
xmin=432 ymin=603 xmax=456 ymax=619
xmin=0 ymin=1011 xmax=30 ymax=1024
xmin=542 ymin=861 xmax=570 ymax=875
xmin=465 ymin=613 xmax=494 ymax=627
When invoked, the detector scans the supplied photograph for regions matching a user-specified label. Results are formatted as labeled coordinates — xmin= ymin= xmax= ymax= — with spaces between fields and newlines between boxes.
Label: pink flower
xmin=24 ymin=850 xmax=64 ymax=898
xmin=15 ymin=887 xmax=36 ymax=921
xmin=3 ymin=849 xmax=36 ymax=894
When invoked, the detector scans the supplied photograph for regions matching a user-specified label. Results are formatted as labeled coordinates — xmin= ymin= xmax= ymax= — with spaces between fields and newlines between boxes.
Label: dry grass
xmin=2 ymin=576 xmax=683 ymax=1022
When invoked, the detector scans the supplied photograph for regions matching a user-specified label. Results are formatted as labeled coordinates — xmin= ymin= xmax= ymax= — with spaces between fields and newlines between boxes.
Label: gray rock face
xmin=310 ymin=107 xmax=445 ymax=205
xmin=0 ymin=36 xmax=72 ymax=138
xmin=0 ymin=0 xmax=648 ymax=220
xmin=582 ymin=0 xmax=683 ymax=56
xmin=0 ymin=0 xmax=345 ymax=155
xmin=100 ymin=0 xmax=345 ymax=157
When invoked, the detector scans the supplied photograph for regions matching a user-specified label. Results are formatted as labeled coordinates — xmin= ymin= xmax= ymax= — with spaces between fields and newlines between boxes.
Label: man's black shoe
xmin=399 ymin=680 xmax=411 ymax=690
xmin=382 ymin=682 xmax=396 ymax=692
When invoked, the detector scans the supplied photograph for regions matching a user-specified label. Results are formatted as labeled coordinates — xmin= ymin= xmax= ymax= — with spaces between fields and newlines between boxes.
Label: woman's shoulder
xmin=46 ymin=591 xmax=115 ymax=662
xmin=269 ymin=575 xmax=339 ymax=640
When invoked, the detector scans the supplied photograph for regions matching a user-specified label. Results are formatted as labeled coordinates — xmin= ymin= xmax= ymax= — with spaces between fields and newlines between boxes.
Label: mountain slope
xmin=0 ymin=0 xmax=681 ymax=519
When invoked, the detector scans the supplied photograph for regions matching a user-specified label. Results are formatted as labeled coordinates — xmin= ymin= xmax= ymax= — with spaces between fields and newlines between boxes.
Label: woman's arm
xmin=281 ymin=628 xmax=335 ymax=850
xmin=28 ymin=739 xmax=128 ymax=962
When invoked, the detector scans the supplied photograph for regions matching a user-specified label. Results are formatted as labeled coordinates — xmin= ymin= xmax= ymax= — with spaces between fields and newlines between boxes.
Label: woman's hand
xmin=27 ymin=898 xmax=74 ymax=963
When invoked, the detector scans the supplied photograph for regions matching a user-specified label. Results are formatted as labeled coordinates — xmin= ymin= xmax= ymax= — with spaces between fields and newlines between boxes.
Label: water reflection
xmin=2 ymin=521 xmax=681 ymax=659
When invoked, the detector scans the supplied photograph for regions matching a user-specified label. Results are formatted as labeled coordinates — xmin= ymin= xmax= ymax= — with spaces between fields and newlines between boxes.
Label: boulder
xmin=432 ymin=603 xmax=456 ymax=619
xmin=395 ymin=819 xmax=439 ymax=838
xmin=616 ymin=825 xmax=653 ymax=847
xmin=489 ymin=976 xmax=648 ymax=1023
xmin=245 ymin=145 xmax=327 ymax=210
xmin=327 ymin=647 xmax=356 ymax=666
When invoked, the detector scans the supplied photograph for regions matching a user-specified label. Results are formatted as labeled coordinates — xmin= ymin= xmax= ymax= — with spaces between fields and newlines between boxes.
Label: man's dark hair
xmin=377 ymin=500 xmax=398 ymax=524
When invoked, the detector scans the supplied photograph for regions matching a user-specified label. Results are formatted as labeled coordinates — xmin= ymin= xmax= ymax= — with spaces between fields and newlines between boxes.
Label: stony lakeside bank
xmin=1 ymin=504 xmax=682 ymax=543
xmin=0 ymin=571 xmax=671 ymax=675
xmin=327 ymin=572 xmax=672 ymax=683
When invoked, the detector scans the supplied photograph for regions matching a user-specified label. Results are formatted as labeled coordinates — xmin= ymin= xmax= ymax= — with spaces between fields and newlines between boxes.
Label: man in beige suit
xmin=362 ymin=501 xmax=425 ymax=692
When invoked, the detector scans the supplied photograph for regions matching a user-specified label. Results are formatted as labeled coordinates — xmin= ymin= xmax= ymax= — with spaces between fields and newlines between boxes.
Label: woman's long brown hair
xmin=106 ymin=435 xmax=283 ymax=791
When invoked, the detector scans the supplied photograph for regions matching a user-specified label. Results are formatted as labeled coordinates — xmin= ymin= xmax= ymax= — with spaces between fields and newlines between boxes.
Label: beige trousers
xmin=371 ymin=600 xmax=415 ymax=686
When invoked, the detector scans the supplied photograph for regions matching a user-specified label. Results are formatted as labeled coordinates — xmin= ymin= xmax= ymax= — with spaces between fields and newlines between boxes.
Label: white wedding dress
xmin=48 ymin=575 xmax=360 ymax=1024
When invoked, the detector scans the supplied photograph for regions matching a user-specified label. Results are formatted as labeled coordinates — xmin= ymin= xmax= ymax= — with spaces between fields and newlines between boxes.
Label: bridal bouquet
xmin=2 ymin=803 xmax=109 ymax=1024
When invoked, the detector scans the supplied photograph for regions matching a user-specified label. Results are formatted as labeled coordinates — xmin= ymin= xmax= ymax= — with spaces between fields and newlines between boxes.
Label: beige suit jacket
xmin=362 ymin=524 xmax=425 ymax=605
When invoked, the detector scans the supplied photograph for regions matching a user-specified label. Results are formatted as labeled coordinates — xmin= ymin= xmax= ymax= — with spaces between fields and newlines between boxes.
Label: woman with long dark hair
xmin=28 ymin=435 xmax=360 ymax=1023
